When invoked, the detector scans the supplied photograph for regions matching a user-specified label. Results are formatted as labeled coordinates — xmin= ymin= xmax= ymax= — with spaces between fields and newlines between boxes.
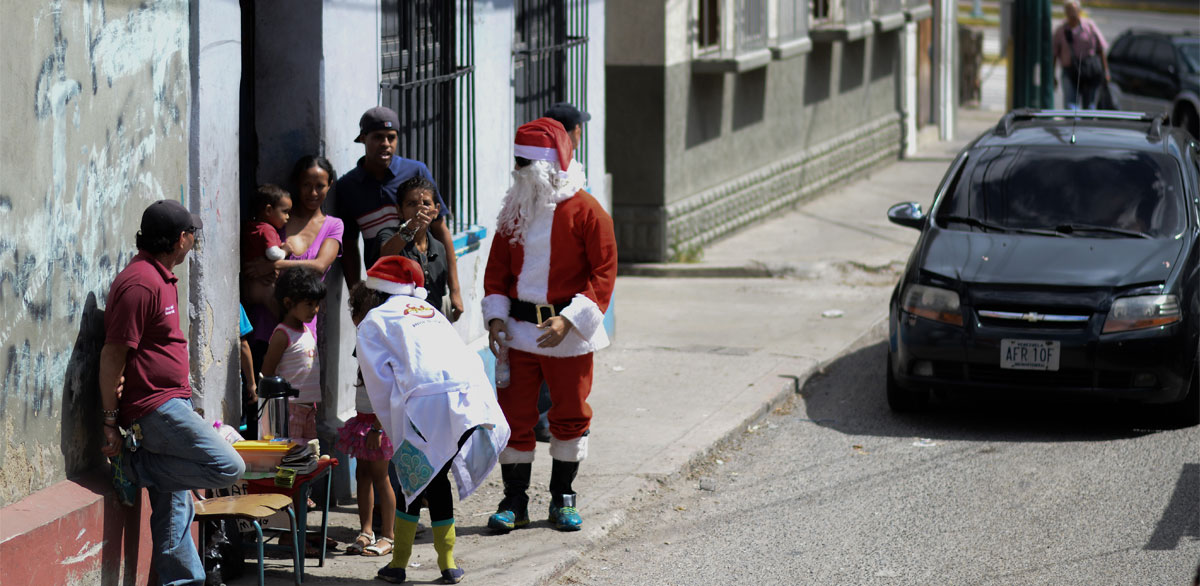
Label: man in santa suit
xmin=482 ymin=118 xmax=617 ymax=532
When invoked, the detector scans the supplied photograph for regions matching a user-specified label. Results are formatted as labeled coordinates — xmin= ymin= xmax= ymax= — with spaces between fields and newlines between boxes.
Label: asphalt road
xmin=557 ymin=340 xmax=1200 ymax=586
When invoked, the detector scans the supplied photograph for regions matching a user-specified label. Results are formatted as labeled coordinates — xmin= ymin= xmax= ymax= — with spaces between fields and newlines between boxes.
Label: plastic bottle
xmin=213 ymin=420 xmax=244 ymax=445
xmin=495 ymin=334 xmax=510 ymax=388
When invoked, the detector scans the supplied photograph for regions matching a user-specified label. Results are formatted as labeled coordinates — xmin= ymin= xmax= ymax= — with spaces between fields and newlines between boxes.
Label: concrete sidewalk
xmin=230 ymin=109 xmax=1001 ymax=585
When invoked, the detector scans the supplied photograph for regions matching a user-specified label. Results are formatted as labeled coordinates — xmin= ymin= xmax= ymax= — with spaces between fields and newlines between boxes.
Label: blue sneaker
xmin=548 ymin=493 xmax=582 ymax=532
xmin=110 ymin=451 xmax=138 ymax=507
xmin=376 ymin=564 xmax=406 ymax=583
xmin=440 ymin=568 xmax=465 ymax=584
xmin=486 ymin=506 xmax=529 ymax=533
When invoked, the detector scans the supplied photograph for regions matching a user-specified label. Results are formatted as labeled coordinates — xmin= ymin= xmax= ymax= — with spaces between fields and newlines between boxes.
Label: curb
xmin=618 ymin=263 xmax=775 ymax=278
xmin=536 ymin=315 xmax=892 ymax=585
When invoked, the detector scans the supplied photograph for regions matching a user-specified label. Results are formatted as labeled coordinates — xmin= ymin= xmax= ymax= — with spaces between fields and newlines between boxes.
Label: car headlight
xmin=1102 ymin=295 xmax=1181 ymax=333
xmin=901 ymin=284 xmax=963 ymax=326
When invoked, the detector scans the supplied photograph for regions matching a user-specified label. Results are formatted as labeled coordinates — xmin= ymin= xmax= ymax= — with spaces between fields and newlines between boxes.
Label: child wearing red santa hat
xmin=353 ymin=255 xmax=510 ymax=584
xmin=482 ymin=117 xmax=618 ymax=533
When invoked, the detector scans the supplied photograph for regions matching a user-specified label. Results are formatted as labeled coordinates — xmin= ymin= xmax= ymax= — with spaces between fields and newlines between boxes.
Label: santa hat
xmin=513 ymin=118 xmax=573 ymax=176
xmin=365 ymin=256 xmax=427 ymax=299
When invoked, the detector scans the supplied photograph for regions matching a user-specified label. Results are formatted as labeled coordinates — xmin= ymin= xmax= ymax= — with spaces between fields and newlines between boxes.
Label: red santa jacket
xmin=483 ymin=189 xmax=618 ymax=357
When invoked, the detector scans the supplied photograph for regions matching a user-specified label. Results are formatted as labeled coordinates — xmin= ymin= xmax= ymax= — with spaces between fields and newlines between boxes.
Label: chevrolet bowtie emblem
xmin=1021 ymin=312 xmax=1044 ymax=322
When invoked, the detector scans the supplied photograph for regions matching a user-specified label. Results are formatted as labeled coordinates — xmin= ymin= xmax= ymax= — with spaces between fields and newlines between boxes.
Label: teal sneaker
xmin=440 ymin=568 xmax=465 ymax=584
xmin=110 ymin=451 xmax=139 ymax=507
xmin=486 ymin=506 xmax=530 ymax=533
xmin=548 ymin=493 xmax=582 ymax=532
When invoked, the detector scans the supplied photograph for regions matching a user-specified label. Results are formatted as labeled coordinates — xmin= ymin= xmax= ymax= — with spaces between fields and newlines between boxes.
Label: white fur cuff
xmin=559 ymin=294 xmax=604 ymax=341
xmin=549 ymin=435 xmax=588 ymax=462
xmin=482 ymin=294 xmax=511 ymax=325
xmin=499 ymin=447 xmax=535 ymax=464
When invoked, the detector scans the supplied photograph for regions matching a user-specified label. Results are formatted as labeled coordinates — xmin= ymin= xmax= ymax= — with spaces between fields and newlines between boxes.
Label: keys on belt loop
xmin=535 ymin=304 xmax=556 ymax=326
xmin=123 ymin=423 xmax=144 ymax=452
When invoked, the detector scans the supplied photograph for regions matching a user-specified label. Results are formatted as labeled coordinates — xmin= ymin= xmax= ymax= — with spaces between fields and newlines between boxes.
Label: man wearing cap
xmin=337 ymin=106 xmax=464 ymax=321
xmin=543 ymin=101 xmax=590 ymax=154
xmin=99 ymin=200 xmax=246 ymax=584
xmin=482 ymin=118 xmax=617 ymax=533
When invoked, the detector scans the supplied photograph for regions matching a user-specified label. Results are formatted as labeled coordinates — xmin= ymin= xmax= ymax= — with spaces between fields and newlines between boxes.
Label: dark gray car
xmin=885 ymin=110 xmax=1199 ymax=423
xmin=1108 ymin=30 xmax=1200 ymax=138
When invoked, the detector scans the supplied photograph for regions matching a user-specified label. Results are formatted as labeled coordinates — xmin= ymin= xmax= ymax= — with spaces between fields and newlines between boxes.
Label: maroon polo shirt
xmin=105 ymin=251 xmax=192 ymax=426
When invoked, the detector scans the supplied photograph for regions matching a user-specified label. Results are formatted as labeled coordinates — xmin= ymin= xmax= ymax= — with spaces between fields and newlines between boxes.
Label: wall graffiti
xmin=1 ymin=0 xmax=190 ymax=505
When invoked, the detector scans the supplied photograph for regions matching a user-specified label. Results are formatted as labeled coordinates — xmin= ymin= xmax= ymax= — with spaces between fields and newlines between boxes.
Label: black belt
xmin=510 ymin=298 xmax=569 ymax=325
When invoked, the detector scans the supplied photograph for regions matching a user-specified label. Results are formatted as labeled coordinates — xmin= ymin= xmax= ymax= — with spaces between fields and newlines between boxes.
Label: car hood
xmin=919 ymin=229 xmax=1185 ymax=287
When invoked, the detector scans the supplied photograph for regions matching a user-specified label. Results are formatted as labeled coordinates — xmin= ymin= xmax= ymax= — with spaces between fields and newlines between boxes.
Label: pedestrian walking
xmin=483 ymin=117 xmax=617 ymax=533
xmin=1053 ymin=0 xmax=1109 ymax=109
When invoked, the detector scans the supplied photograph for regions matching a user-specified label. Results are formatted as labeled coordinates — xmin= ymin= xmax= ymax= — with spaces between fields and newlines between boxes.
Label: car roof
xmin=972 ymin=110 xmax=1186 ymax=153
xmin=1118 ymin=30 xmax=1198 ymax=40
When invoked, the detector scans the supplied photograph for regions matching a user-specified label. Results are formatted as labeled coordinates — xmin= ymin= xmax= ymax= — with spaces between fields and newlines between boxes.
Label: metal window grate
xmin=513 ymin=0 xmax=589 ymax=169
xmin=778 ymin=0 xmax=809 ymax=43
xmin=381 ymin=0 xmax=477 ymax=233
xmin=692 ymin=0 xmax=769 ymax=59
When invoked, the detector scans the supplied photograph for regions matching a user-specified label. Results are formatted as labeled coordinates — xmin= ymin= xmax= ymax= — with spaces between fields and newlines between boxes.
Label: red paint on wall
xmin=0 ymin=474 xmax=196 ymax=586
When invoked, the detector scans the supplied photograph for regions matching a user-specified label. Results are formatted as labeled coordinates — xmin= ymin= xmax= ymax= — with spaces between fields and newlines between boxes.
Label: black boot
xmin=548 ymin=460 xmax=582 ymax=531
xmin=487 ymin=463 xmax=531 ymax=533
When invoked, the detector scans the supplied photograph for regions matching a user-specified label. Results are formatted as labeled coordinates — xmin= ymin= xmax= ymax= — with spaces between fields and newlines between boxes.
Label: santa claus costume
xmin=482 ymin=117 xmax=618 ymax=532
xmin=356 ymin=256 xmax=510 ymax=584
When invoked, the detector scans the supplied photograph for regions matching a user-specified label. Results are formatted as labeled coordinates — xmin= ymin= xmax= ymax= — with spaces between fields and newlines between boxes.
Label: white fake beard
xmin=497 ymin=160 xmax=560 ymax=245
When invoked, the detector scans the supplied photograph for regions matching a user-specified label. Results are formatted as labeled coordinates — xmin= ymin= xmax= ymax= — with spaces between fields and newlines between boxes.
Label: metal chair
xmin=192 ymin=491 xmax=302 ymax=585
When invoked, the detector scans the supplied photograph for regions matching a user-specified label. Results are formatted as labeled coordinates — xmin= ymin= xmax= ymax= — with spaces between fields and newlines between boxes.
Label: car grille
xmin=976 ymin=308 xmax=1092 ymax=330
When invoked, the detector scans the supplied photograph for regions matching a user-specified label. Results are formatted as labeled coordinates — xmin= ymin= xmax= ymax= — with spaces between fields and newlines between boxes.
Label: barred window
xmin=381 ymin=0 xmax=478 ymax=233
xmin=513 ymin=0 xmax=590 ymax=168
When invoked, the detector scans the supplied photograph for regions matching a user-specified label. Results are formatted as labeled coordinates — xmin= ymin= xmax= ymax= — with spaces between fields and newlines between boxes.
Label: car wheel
xmin=886 ymin=353 xmax=929 ymax=412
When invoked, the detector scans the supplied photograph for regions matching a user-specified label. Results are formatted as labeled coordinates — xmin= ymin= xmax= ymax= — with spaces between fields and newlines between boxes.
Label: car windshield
xmin=936 ymin=146 xmax=1185 ymax=238
xmin=1177 ymin=39 xmax=1199 ymax=73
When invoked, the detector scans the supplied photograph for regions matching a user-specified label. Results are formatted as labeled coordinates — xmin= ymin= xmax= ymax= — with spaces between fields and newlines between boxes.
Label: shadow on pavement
xmin=799 ymin=341 xmax=1194 ymax=443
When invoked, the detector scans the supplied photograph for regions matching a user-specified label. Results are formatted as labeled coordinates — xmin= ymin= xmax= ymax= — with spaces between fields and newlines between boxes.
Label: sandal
xmin=362 ymin=536 xmax=394 ymax=557
xmin=346 ymin=532 xmax=374 ymax=555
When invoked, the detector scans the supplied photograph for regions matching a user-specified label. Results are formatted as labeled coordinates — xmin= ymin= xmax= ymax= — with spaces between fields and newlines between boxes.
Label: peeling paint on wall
xmin=0 ymin=0 xmax=191 ymax=507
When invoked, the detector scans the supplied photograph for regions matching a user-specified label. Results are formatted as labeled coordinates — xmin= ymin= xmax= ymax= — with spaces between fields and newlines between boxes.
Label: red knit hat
xmin=513 ymin=117 xmax=572 ymax=173
xmin=365 ymin=256 xmax=427 ymax=299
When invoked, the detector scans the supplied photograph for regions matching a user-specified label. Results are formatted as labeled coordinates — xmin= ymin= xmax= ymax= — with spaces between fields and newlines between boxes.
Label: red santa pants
xmin=500 ymin=348 xmax=593 ymax=454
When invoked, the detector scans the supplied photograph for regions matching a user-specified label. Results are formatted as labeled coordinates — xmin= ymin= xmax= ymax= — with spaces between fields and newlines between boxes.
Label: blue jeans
xmin=128 ymin=398 xmax=245 ymax=586
xmin=1061 ymin=69 xmax=1098 ymax=109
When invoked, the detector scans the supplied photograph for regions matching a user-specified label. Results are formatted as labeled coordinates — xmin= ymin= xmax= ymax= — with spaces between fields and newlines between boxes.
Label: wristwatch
xmin=398 ymin=219 xmax=415 ymax=242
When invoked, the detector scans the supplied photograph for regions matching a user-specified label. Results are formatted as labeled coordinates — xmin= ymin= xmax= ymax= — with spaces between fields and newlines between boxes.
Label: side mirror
xmin=887 ymin=202 xmax=925 ymax=230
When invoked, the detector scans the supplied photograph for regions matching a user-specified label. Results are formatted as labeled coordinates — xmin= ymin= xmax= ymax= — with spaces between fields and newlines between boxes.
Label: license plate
xmin=1000 ymin=339 xmax=1060 ymax=371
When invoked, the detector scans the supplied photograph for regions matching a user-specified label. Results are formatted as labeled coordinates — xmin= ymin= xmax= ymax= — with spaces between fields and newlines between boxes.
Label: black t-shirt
xmin=399 ymin=236 xmax=448 ymax=314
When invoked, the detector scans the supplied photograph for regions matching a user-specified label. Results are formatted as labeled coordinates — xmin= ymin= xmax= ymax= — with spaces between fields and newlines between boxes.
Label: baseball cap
xmin=542 ymin=102 xmax=591 ymax=132
xmin=140 ymin=200 xmax=202 ymax=239
xmin=355 ymin=106 xmax=401 ymax=142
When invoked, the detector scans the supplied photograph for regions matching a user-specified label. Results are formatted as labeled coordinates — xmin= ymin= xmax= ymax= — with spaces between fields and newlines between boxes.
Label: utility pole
xmin=1010 ymin=0 xmax=1055 ymax=108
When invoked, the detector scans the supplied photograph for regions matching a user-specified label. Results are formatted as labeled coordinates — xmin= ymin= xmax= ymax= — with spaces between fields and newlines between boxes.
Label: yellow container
xmin=233 ymin=439 xmax=297 ymax=474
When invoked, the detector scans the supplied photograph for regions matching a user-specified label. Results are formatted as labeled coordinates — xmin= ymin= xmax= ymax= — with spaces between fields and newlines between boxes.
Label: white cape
xmin=356 ymin=295 xmax=510 ymax=506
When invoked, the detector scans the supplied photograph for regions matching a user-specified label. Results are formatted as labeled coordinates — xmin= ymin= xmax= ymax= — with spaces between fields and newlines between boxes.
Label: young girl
xmin=260 ymin=267 xmax=325 ymax=443
xmin=241 ymin=184 xmax=293 ymax=307
xmin=335 ymin=294 xmax=397 ymax=557
xmin=353 ymin=256 xmax=509 ymax=584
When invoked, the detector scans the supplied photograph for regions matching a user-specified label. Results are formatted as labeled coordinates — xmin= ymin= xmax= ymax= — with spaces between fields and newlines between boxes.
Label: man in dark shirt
xmin=337 ymin=106 xmax=464 ymax=321
xmin=99 ymin=200 xmax=245 ymax=583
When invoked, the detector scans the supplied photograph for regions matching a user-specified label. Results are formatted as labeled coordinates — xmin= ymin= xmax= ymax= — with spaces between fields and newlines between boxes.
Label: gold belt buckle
xmin=535 ymin=304 xmax=556 ymax=325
